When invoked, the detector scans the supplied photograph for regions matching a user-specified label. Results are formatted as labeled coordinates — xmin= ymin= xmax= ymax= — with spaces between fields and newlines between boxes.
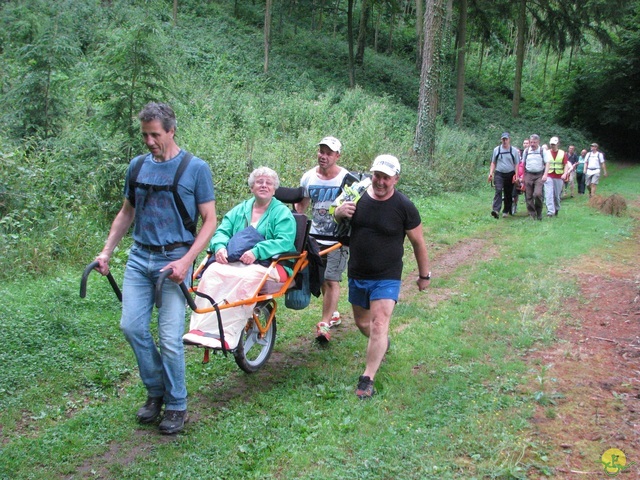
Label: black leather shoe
xmin=136 ymin=397 xmax=163 ymax=424
xmin=159 ymin=409 xmax=188 ymax=434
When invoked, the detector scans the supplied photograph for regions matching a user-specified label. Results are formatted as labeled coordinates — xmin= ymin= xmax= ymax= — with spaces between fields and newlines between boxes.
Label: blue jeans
xmin=120 ymin=244 xmax=191 ymax=410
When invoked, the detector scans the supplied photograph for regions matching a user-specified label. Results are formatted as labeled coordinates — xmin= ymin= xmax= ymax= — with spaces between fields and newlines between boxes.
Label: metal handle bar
xmin=155 ymin=269 xmax=197 ymax=310
xmin=80 ymin=260 xmax=123 ymax=302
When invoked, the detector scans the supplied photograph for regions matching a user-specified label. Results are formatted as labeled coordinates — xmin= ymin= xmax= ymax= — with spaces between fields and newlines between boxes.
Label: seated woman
xmin=183 ymin=167 xmax=296 ymax=349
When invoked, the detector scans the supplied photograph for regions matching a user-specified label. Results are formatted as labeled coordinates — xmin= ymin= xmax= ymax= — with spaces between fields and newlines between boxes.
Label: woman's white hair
xmin=248 ymin=166 xmax=280 ymax=189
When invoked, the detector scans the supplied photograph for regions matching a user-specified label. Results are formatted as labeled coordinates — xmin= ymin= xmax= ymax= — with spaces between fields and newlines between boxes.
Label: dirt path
xmin=525 ymin=224 xmax=640 ymax=478
xmin=72 ymin=211 xmax=639 ymax=478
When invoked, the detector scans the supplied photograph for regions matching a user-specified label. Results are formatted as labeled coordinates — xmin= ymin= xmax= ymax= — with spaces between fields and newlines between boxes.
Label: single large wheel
xmin=233 ymin=301 xmax=277 ymax=373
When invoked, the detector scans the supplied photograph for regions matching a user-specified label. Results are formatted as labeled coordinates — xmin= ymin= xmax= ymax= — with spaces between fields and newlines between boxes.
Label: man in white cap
xmin=543 ymin=136 xmax=571 ymax=217
xmin=297 ymin=136 xmax=350 ymax=341
xmin=584 ymin=143 xmax=607 ymax=197
xmin=334 ymin=155 xmax=431 ymax=399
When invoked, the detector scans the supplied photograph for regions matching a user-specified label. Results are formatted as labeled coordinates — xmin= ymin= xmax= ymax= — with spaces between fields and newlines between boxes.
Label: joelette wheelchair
xmin=81 ymin=187 xmax=338 ymax=374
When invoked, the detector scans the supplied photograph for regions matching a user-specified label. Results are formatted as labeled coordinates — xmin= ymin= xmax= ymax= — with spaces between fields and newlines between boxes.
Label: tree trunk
xmin=173 ymin=0 xmax=178 ymax=26
xmin=415 ymin=0 xmax=423 ymax=70
xmin=318 ymin=0 xmax=325 ymax=31
xmin=568 ymin=44 xmax=574 ymax=74
xmin=543 ymin=42 xmax=550 ymax=91
xmin=387 ymin=12 xmax=395 ymax=54
xmin=333 ymin=0 xmax=341 ymax=38
xmin=511 ymin=0 xmax=526 ymax=117
xmin=356 ymin=0 xmax=371 ymax=65
xmin=347 ymin=0 xmax=355 ymax=87
xmin=552 ymin=50 xmax=562 ymax=98
xmin=264 ymin=0 xmax=272 ymax=73
xmin=414 ymin=0 xmax=445 ymax=163
xmin=374 ymin=7 xmax=380 ymax=52
xmin=454 ymin=0 xmax=467 ymax=124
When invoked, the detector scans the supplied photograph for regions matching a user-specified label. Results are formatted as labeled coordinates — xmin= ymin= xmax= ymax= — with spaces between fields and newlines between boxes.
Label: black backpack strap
xmin=172 ymin=151 xmax=196 ymax=235
xmin=127 ymin=154 xmax=147 ymax=207
xmin=494 ymin=148 xmax=517 ymax=170
xmin=128 ymin=151 xmax=197 ymax=236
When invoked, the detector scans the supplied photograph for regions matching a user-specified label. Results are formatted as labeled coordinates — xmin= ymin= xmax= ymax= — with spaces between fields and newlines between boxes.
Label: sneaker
xmin=159 ymin=409 xmax=188 ymax=434
xmin=136 ymin=396 xmax=163 ymax=424
xmin=491 ymin=210 xmax=499 ymax=219
xmin=316 ymin=322 xmax=331 ymax=342
xmin=502 ymin=213 xmax=508 ymax=218
xmin=355 ymin=375 xmax=375 ymax=399
xmin=329 ymin=311 xmax=341 ymax=328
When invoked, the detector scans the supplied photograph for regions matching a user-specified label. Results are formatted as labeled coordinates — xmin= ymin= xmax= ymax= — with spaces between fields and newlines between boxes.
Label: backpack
xmin=522 ymin=147 xmax=545 ymax=172
xmin=586 ymin=151 xmax=604 ymax=168
xmin=494 ymin=147 xmax=517 ymax=170
xmin=127 ymin=152 xmax=197 ymax=235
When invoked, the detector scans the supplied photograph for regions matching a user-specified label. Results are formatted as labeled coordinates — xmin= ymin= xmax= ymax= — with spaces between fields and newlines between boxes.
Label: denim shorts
xmin=348 ymin=278 xmax=401 ymax=309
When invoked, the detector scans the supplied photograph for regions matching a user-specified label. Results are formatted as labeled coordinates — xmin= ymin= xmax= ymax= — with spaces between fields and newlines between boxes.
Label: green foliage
xmin=88 ymin=2 xmax=174 ymax=161
xmin=558 ymin=2 xmax=640 ymax=156
xmin=0 ymin=0 xmax=625 ymax=281
xmin=0 ymin=0 xmax=86 ymax=138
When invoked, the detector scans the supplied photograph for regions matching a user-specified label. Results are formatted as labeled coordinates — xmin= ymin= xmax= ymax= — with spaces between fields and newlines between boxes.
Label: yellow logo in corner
xmin=601 ymin=448 xmax=635 ymax=477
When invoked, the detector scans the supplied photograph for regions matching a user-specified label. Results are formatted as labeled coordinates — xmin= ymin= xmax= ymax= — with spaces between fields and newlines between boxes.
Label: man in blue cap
xmin=488 ymin=132 xmax=521 ymax=218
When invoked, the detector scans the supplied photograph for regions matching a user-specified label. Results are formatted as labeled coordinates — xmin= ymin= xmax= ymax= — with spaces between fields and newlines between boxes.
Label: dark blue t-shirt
xmin=123 ymin=151 xmax=215 ymax=246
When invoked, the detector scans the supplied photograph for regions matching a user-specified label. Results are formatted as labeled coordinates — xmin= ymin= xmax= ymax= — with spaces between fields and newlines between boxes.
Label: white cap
xmin=317 ymin=136 xmax=342 ymax=153
xmin=370 ymin=154 xmax=401 ymax=176
xmin=549 ymin=136 xmax=559 ymax=145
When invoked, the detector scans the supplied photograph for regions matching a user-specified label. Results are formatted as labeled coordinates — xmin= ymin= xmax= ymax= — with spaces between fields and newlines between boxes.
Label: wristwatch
xmin=419 ymin=272 xmax=431 ymax=281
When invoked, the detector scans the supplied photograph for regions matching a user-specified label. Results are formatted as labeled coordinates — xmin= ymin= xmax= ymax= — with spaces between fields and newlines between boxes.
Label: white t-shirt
xmin=300 ymin=166 xmax=348 ymax=245
xmin=585 ymin=151 xmax=604 ymax=172
xmin=524 ymin=147 xmax=548 ymax=173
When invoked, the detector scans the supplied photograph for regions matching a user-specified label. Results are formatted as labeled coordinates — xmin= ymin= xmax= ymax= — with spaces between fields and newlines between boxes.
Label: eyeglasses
xmin=254 ymin=179 xmax=275 ymax=187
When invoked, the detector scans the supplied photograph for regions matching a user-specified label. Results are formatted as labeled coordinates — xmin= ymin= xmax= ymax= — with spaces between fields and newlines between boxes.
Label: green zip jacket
xmin=210 ymin=197 xmax=296 ymax=261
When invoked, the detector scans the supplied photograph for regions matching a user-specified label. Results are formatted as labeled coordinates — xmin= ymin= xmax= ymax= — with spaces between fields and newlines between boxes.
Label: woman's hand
xmin=240 ymin=250 xmax=256 ymax=265
xmin=215 ymin=247 xmax=229 ymax=264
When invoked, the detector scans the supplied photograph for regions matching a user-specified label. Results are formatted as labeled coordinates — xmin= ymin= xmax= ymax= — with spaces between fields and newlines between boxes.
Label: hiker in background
xmin=564 ymin=145 xmax=578 ymax=198
xmin=488 ymin=132 xmax=520 ymax=218
xmin=93 ymin=102 xmax=217 ymax=434
xmin=585 ymin=143 xmax=608 ymax=197
xmin=543 ymin=136 xmax=571 ymax=217
xmin=296 ymin=136 xmax=350 ymax=342
xmin=521 ymin=134 xmax=549 ymax=221
xmin=333 ymin=155 xmax=431 ymax=399
xmin=576 ymin=148 xmax=588 ymax=194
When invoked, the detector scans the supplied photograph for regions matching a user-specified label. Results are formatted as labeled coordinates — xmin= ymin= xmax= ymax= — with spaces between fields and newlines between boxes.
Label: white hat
xmin=549 ymin=136 xmax=559 ymax=145
xmin=370 ymin=154 xmax=401 ymax=176
xmin=317 ymin=136 xmax=342 ymax=153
